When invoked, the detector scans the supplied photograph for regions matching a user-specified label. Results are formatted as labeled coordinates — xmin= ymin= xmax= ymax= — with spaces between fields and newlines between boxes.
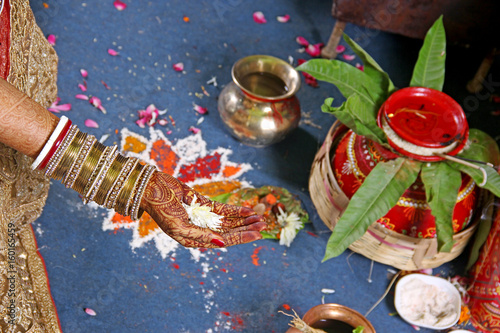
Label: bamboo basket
xmin=309 ymin=121 xmax=483 ymax=271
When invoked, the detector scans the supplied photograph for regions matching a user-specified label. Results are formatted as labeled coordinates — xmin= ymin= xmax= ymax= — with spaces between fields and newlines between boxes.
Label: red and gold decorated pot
xmin=331 ymin=87 xmax=479 ymax=238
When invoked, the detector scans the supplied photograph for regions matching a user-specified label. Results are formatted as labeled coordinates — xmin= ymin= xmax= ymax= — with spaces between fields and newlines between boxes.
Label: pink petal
xmin=98 ymin=105 xmax=107 ymax=114
xmin=193 ymin=104 xmax=208 ymax=114
xmin=101 ymin=80 xmax=111 ymax=90
xmin=166 ymin=130 xmax=172 ymax=135
xmin=172 ymin=62 xmax=184 ymax=72
xmin=157 ymin=119 xmax=168 ymax=126
xmin=84 ymin=308 xmax=97 ymax=316
xmin=295 ymin=36 xmax=309 ymax=47
xmin=146 ymin=104 xmax=158 ymax=113
xmin=80 ymin=69 xmax=88 ymax=78
xmin=47 ymin=107 xmax=61 ymax=113
xmin=89 ymin=96 xmax=102 ymax=108
xmin=55 ymin=103 xmax=72 ymax=111
xmin=47 ymin=34 xmax=56 ymax=46
xmin=306 ymin=43 xmax=323 ymax=57
xmin=252 ymin=11 xmax=267 ymax=24
xmin=108 ymin=48 xmax=119 ymax=56
xmin=355 ymin=63 xmax=364 ymax=71
xmin=335 ymin=45 xmax=346 ymax=53
xmin=113 ymin=0 xmax=127 ymax=10
xmin=78 ymin=83 xmax=87 ymax=92
xmin=342 ymin=54 xmax=356 ymax=61
xmin=75 ymin=94 xmax=89 ymax=100
xmin=276 ymin=14 xmax=290 ymax=23
xmin=135 ymin=118 xmax=148 ymax=128
xmin=189 ymin=126 xmax=200 ymax=134
xmin=84 ymin=119 xmax=99 ymax=128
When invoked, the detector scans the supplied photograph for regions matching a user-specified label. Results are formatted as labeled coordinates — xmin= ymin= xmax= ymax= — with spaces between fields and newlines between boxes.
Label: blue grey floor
xmin=29 ymin=0 xmax=498 ymax=332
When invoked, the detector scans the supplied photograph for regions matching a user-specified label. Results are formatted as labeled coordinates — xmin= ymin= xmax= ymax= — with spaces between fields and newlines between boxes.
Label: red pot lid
xmin=377 ymin=87 xmax=469 ymax=161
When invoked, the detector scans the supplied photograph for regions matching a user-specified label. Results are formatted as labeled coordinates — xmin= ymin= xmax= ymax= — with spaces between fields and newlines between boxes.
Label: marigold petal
xmin=173 ymin=62 xmax=184 ymax=71
xmin=253 ymin=11 xmax=267 ymax=24
xmin=113 ymin=0 xmax=127 ymax=10
xmin=47 ymin=34 xmax=56 ymax=45
xmin=84 ymin=119 xmax=99 ymax=128
xmin=276 ymin=14 xmax=290 ymax=23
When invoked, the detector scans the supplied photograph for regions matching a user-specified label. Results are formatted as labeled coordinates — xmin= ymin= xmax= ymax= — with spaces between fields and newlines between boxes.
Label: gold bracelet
xmin=115 ymin=162 xmax=145 ymax=216
xmin=72 ymin=141 xmax=106 ymax=195
xmin=45 ymin=125 xmax=79 ymax=178
xmin=83 ymin=146 xmax=118 ymax=204
xmin=104 ymin=157 xmax=139 ymax=210
xmin=130 ymin=165 xmax=157 ymax=220
xmin=63 ymin=134 xmax=97 ymax=188
xmin=93 ymin=154 xmax=127 ymax=206
xmin=53 ymin=130 xmax=86 ymax=181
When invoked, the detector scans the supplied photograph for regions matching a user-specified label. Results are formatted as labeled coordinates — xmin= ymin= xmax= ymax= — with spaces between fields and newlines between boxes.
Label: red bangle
xmin=38 ymin=119 xmax=72 ymax=170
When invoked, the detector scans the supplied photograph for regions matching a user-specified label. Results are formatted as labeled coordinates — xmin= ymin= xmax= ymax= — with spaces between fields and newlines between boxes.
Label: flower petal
xmin=84 ymin=308 xmax=97 ymax=316
xmin=113 ymin=0 xmax=127 ymax=11
xmin=342 ymin=54 xmax=356 ymax=61
xmin=297 ymin=59 xmax=318 ymax=87
xmin=157 ymin=119 xmax=168 ymax=126
xmin=84 ymin=119 xmax=99 ymax=128
xmin=335 ymin=45 xmax=346 ymax=53
xmin=189 ymin=126 xmax=200 ymax=134
xmin=47 ymin=34 xmax=56 ymax=46
xmin=276 ymin=14 xmax=290 ymax=23
xmin=89 ymin=96 xmax=102 ymax=108
xmin=108 ymin=48 xmax=119 ymax=56
xmin=252 ymin=11 xmax=267 ymax=24
xmin=295 ymin=36 xmax=309 ymax=47
xmin=75 ymin=94 xmax=89 ymax=100
xmin=306 ymin=43 xmax=323 ymax=57
xmin=172 ymin=62 xmax=184 ymax=72
xmin=355 ymin=63 xmax=364 ymax=71
xmin=193 ymin=104 xmax=208 ymax=115
xmin=80 ymin=69 xmax=88 ymax=78
xmin=78 ymin=83 xmax=87 ymax=92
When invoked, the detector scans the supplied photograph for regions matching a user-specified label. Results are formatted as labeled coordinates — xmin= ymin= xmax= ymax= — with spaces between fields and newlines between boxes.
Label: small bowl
xmin=395 ymin=274 xmax=461 ymax=330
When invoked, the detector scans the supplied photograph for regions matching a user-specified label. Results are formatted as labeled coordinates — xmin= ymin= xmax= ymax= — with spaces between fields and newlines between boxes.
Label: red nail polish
xmin=211 ymin=238 xmax=225 ymax=247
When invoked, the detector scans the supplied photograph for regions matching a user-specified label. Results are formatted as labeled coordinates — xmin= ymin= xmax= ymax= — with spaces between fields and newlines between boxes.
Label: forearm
xmin=0 ymin=77 xmax=59 ymax=159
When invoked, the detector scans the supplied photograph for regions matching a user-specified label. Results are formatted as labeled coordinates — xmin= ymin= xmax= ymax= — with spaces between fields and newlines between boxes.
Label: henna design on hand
xmin=140 ymin=171 xmax=266 ymax=248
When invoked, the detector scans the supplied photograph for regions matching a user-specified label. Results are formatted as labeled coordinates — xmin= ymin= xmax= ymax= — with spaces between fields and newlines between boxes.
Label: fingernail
xmin=210 ymin=238 xmax=225 ymax=247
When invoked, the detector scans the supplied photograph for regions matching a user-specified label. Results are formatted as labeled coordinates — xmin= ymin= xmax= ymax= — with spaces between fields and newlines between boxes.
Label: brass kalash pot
xmin=218 ymin=55 xmax=301 ymax=147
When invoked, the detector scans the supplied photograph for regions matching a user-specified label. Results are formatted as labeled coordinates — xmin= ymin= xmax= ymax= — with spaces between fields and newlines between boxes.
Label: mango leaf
xmin=322 ymin=95 xmax=387 ymax=144
xmin=410 ymin=16 xmax=446 ymax=91
xmin=297 ymin=59 xmax=384 ymax=107
xmin=466 ymin=196 xmax=496 ymax=270
xmin=421 ymin=162 xmax=461 ymax=252
xmin=446 ymin=161 xmax=500 ymax=198
xmin=457 ymin=129 xmax=500 ymax=166
xmin=323 ymin=158 xmax=421 ymax=260
xmin=343 ymin=33 xmax=395 ymax=96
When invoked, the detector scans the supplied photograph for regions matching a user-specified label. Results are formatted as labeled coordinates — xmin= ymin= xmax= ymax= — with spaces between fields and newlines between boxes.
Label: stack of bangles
xmin=31 ymin=116 xmax=157 ymax=220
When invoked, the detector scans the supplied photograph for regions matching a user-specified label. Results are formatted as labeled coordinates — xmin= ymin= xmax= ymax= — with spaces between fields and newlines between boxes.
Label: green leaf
xmin=466 ymin=195 xmax=496 ymax=270
xmin=410 ymin=16 xmax=446 ymax=91
xmin=296 ymin=59 xmax=384 ymax=106
xmin=421 ymin=162 xmax=461 ymax=252
xmin=343 ymin=34 xmax=395 ymax=95
xmin=352 ymin=326 xmax=365 ymax=333
xmin=446 ymin=161 xmax=500 ymax=197
xmin=322 ymin=95 xmax=387 ymax=143
xmin=457 ymin=129 xmax=500 ymax=166
xmin=323 ymin=158 xmax=421 ymax=260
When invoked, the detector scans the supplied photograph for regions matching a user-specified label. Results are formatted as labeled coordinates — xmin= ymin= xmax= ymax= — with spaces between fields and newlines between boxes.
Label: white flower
xmin=182 ymin=195 xmax=223 ymax=231
xmin=277 ymin=207 xmax=303 ymax=247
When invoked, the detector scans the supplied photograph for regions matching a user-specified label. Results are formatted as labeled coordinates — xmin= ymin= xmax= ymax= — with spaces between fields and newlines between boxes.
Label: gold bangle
xmin=53 ymin=130 xmax=86 ymax=181
xmin=72 ymin=141 xmax=105 ymax=195
xmin=130 ymin=165 xmax=157 ymax=220
xmin=104 ymin=157 xmax=139 ymax=210
xmin=94 ymin=153 xmax=127 ymax=205
xmin=63 ymin=134 xmax=97 ymax=188
xmin=115 ymin=162 xmax=144 ymax=216
xmin=83 ymin=146 xmax=118 ymax=204
xmin=45 ymin=125 xmax=79 ymax=179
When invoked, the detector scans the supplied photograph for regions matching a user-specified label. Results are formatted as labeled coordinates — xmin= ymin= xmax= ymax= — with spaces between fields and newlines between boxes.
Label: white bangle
xmin=31 ymin=116 xmax=70 ymax=170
